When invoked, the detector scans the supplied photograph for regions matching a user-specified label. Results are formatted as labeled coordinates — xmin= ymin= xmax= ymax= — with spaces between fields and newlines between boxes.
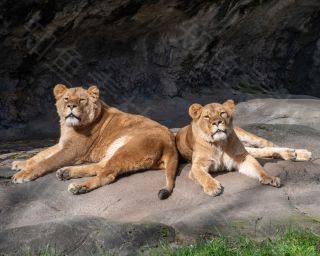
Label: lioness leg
xmin=56 ymin=164 xmax=99 ymax=180
xmin=245 ymin=147 xmax=312 ymax=161
xmin=238 ymin=155 xmax=280 ymax=187
xmin=68 ymin=171 xmax=116 ymax=194
xmin=234 ymin=127 xmax=277 ymax=148
xmin=245 ymin=147 xmax=296 ymax=160
xmin=12 ymin=145 xmax=60 ymax=171
xmin=190 ymin=160 xmax=222 ymax=196
xmin=66 ymin=137 xmax=178 ymax=199
xmin=12 ymin=145 xmax=76 ymax=183
xmin=235 ymin=127 xmax=312 ymax=161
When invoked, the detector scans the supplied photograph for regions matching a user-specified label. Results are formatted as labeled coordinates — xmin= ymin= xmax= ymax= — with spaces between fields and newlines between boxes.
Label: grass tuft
xmin=150 ymin=229 xmax=320 ymax=256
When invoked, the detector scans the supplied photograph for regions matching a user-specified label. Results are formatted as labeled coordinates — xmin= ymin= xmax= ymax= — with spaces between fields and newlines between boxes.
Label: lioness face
xmin=54 ymin=84 xmax=101 ymax=127
xmin=189 ymin=100 xmax=235 ymax=143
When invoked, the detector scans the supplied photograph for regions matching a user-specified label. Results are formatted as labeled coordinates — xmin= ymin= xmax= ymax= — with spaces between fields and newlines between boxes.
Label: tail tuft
xmin=158 ymin=189 xmax=171 ymax=200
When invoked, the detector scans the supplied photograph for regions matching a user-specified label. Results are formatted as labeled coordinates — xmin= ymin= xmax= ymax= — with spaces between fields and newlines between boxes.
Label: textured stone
xmin=0 ymin=216 xmax=175 ymax=256
xmin=0 ymin=167 xmax=16 ymax=179
xmin=235 ymin=98 xmax=320 ymax=131
xmin=1 ymin=124 xmax=320 ymax=253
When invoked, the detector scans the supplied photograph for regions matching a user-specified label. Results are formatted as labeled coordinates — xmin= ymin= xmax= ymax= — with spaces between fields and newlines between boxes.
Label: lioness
xmin=12 ymin=84 xmax=178 ymax=199
xmin=176 ymin=100 xmax=312 ymax=196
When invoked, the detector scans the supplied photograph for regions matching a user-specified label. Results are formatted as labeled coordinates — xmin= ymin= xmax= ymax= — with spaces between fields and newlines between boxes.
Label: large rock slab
xmin=1 ymin=160 xmax=320 ymax=244
xmin=0 ymin=216 xmax=175 ymax=256
xmin=1 ymin=124 xmax=320 ymax=241
xmin=235 ymin=98 xmax=320 ymax=131
xmin=1 ymin=121 xmax=320 ymax=254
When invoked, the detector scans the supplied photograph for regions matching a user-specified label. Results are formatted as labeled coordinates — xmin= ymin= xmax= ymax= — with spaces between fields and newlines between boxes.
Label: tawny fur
xmin=12 ymin=84 xmax=178 ymax=199
xmin=234 ymin=127 xmax=311 ymax=161
xmin=175 ymin=100 xmax=311 ymax=196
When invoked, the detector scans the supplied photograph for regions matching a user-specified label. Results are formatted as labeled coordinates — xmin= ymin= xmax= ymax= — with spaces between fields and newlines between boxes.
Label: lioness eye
xmin=204 ymin=115 xmax=210 ymax=119
xmin=220 ymin=112 xmax=227 ymax=118
xmin=80 ymin=98 xmax=86 ymax=103
xmin=64 ymin=97 xmax=68 ymax=102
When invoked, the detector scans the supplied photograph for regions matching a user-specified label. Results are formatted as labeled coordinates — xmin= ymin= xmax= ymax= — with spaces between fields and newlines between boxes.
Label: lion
xmin=175 ymin=100 xmax=312 ymax=196
xmin=12 ymin=84 xmax=178 ymax=199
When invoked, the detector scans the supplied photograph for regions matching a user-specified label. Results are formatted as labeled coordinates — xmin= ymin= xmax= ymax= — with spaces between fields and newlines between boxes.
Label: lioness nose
xmin=67 ymin=104 xmax=77 ymax=110
xmin=213 ymin=120 xmax=223 ymax=126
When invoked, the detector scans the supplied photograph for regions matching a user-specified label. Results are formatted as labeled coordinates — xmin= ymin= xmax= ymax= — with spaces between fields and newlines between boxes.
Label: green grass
xmin=23 ymin=229 xmax=320 ymax=256
xmin=150 ymin=230 xmax=320 ymax=256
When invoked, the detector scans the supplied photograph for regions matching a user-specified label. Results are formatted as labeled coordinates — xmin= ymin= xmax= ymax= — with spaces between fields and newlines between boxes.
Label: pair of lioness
xmin=11 ymin=85 xmax=311 ymax=199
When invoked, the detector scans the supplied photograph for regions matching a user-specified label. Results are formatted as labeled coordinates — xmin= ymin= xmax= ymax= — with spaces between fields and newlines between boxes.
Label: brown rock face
xmin=1 ymin=0 xmax=320 ymax=140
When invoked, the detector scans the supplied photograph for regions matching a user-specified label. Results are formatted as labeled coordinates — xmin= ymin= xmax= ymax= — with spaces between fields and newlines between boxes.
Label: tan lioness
xmin=176 ymin=100 xmax=312 ymax=196
xmin=12 ymin=84 xmax=178 ymax=199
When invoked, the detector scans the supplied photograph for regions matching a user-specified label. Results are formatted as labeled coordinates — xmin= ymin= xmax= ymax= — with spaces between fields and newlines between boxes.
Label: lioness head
xmin=189 ymin=100 xmax=235 ymax=143
xmin=54 ymin=84 xmax=101 ymax=128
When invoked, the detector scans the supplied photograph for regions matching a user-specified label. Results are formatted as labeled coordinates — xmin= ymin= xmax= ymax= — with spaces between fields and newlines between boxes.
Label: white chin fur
xmin=212 ymin=131 xmax=227 ymax=141
xmin=65 ymin=117 xmax=80 ymax=127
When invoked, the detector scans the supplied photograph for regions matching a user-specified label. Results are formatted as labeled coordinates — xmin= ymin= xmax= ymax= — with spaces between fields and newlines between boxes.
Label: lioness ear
xmin=222 ymin=99 xmax=235 ymax=114
xmin=88 ymin=85 xmax=100 ymax=102
xmin=189 ymin=103 xmax=203 ymax=119
xmin=54 ymin=84 xmax=68 ymax=100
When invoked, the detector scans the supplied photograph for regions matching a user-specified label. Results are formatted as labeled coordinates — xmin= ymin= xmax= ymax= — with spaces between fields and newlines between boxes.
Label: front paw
xmin=203 ymin=180 xmax=222 ymax=197
xmin=11 ymin=170 xmax=35 ymax=184
xmin=68 ymin=183 xmax=88 ymax=195
xmin=56 ymin=167 xmax=71 ymax=180
xmin=12 ymin=160 xmax=27 ymax=171
xmin=260 ymin=176 xmax=281 ymax=188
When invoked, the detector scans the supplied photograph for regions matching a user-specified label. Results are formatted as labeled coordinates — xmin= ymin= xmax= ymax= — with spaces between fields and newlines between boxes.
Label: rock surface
xmin=1 ymin=0 xmax=320 ymax=140
xmin=1 ymin=121 xmax=320 ymax=254
xmin=235 ymin=98 xmax=320 ymax=131
xmin=0 ymin=216 xmax=175 ymax=256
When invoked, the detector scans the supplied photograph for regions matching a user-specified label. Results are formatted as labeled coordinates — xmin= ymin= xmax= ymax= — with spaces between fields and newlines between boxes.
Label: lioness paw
xmin=56 ymin=167 xmax=70 ymax=180
xmin=68 ymin=183 xmax=88 ymax=195
xmin=295 ymin=149 xmax=312 ymax=161
xmin=11 ymin=171 xmax=34 ymax=184
xmin=12 ymin=160 xmax=27 ymax=171
xmin=203 ymin=180 xmax=222 ymax=197
xmin=279 ymin=149 xmax=297 ymax=161
xmin=260 ymin=176 xmax=281 ymax=188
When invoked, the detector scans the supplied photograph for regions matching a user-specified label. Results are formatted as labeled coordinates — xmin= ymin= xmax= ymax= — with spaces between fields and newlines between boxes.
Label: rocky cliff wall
xmin=1 ymin=0 xmax=320 ymax=140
